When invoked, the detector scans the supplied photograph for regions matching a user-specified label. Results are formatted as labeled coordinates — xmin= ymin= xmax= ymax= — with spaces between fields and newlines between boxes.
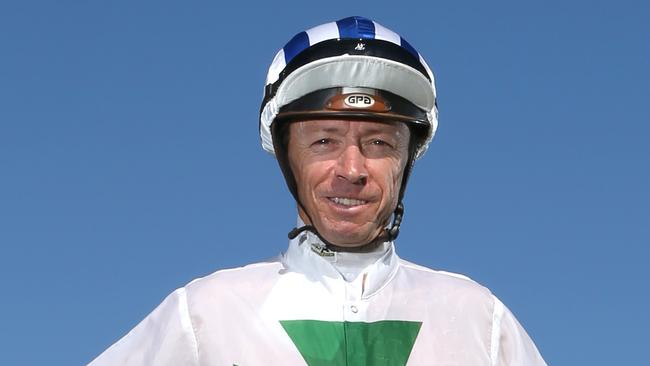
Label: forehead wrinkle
xmin=296 ymin=120 xmax=350 ymax=135
xmin=321 ymin=126 xmax=346 ymax=134
xmin=359 ymin=124 xmax=402 ymax=135
xmin=302 ymin=120 xmax=405 ymax=133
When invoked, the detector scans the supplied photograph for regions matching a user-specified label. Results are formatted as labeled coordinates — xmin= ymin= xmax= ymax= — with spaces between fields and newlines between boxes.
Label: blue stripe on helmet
xmin=336 ymin=16 xmax=375 ymax=40
xmin=283 ymin=31 xmax=310 ymax=64
xmin=399 ymin=37 xmax=419 ymax=59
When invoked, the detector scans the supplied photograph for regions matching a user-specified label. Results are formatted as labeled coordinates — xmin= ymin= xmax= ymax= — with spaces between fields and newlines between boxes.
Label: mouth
xmin=327 ymin=197 xmax=369 ymax=207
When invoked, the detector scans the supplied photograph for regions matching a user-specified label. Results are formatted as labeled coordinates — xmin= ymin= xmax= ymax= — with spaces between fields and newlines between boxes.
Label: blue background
xmin=1 ymin=1 xmax=648 ymax=364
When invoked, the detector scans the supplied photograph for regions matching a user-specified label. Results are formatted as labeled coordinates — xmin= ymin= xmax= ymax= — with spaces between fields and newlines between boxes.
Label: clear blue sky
xmin=1 ymin=1 xmax=648 ymax=365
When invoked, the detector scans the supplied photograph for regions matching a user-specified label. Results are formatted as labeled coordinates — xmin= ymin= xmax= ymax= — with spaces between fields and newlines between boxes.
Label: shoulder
xmin=397 ymin=258 xmax=494 ymax=300
xmin=182 ymin=256 xmax=284 ymax=301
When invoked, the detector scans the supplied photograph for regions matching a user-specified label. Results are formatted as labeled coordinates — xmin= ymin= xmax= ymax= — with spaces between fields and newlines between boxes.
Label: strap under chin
xmin=385 ymin=201 xmax=404 ymax=242
xmin=288 ymin=225 xmax=316 ymax=240
xmin=287 ymin=201 xmax=405 ymax=250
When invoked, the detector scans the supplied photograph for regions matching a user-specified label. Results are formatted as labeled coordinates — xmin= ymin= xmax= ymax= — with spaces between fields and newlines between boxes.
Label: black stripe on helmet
xmin=262 ymin=38 xmax=431 ymax=107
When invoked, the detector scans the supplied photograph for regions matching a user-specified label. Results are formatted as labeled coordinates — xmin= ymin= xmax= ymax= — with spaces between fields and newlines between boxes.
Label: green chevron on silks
xmin=280 ymin=320 xmax=422 ymax=366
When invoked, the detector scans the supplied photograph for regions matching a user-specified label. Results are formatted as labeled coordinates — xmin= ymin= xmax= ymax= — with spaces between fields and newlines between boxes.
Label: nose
xmin=335 ymin=144 xmax=368 ymax=185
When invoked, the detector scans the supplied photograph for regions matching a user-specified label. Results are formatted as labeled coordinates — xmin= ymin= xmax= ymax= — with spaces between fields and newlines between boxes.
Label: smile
xmin=328 ymin=197 xmax=368 ymax=207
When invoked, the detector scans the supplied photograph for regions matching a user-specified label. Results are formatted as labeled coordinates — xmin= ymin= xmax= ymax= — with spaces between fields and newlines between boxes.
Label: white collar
xmin=281 ymin=218 xmax=400 ymax=300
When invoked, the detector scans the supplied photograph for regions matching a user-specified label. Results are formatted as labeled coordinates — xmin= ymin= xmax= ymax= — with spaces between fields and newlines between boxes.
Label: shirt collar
xmin=281 ymin=218 xmax=400 ymax=299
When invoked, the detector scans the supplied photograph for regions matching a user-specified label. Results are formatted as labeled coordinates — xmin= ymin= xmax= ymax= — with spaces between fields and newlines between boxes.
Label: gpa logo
xmin=344 ymin=94 xmax=375 ymax=108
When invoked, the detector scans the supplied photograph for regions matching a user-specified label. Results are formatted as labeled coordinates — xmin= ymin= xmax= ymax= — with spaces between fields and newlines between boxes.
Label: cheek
xmin=386 ymin=160 xmax=406 ymax=187
xmin=371 ymin=162 xmax=404 ymax=203
xmin=387 ymin=161 xmax=408 ymax=206
xmin=296 ymin=161 xmax=329 ymax=199
xmin=388 ymin=168 xmax=403 ymax=199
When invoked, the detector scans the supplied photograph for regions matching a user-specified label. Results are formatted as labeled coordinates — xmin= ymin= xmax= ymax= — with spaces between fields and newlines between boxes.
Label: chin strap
xmin=386 ymin=201 xmax=404 ymax=242
xmin=288 ymin=201 xmax=405 ymax=251
xmin=288 ymin=225 xmax=316 ymax=240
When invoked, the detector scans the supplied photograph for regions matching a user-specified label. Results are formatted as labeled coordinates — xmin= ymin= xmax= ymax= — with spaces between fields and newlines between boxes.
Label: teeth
xmin=330 ymin=197 xmax=367 ymax=206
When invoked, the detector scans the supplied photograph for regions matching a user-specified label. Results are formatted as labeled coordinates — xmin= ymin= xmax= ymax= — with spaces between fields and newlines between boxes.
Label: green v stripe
xmin=280 ymin=320 xmax=422 ymax=366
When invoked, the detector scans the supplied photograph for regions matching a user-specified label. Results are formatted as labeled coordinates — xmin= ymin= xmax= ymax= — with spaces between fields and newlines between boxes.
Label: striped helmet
xmin=259 ymin=16 xmax=438 ymax=160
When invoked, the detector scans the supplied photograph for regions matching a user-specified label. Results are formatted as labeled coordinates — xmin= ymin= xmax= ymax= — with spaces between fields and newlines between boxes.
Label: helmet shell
xmin=260 ymin=16 xmax=438 ymax=159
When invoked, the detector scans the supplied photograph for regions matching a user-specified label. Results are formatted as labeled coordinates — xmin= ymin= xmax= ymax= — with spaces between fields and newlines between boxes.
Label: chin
xmin=320 ymin=225 xmax=381 ymax=247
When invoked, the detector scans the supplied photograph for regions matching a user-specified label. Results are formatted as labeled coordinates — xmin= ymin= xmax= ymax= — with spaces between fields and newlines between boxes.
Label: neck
xmin=323 ymin=231 xmax=389 ymax=253
xmin=292 ymin=213 xmax=390 ymax=253
xmin=292 ymin=218 xmax=393 ymax=282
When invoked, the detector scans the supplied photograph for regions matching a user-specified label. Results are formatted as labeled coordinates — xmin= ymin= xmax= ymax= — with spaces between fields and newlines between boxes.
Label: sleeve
xmin=88 ymin=287 xmax=199 ymax=366
xmin=490 ymin=296 xmax=547 ymax=366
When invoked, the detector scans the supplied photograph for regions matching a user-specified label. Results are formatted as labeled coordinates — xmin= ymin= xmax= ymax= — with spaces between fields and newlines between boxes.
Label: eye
xmin=362 ymin=137 xmax=398 ymax=158
xmin=308 ymin=137 xmax=340 ymax=153
xmin=371 ymin=139 xmax=389 ymax=146
xmin=368 ymin=139 xmax=394 ymax=149
xmin=312 ymin=138 xmax=333 ymax=146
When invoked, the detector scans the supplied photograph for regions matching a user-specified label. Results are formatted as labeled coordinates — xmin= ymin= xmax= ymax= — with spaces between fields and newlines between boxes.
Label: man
xmin=89 ymin=16 xmax=547 ymax=365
